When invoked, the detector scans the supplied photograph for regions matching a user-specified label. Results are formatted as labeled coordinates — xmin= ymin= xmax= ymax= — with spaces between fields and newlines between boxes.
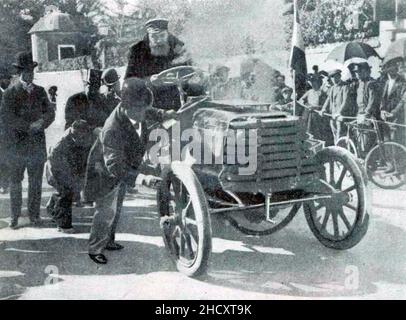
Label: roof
xmin=29 ymin=11 xmax=78 ymax=34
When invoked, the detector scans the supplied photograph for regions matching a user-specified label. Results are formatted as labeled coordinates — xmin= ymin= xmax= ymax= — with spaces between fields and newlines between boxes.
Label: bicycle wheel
xmin=336 ymin=137 xmax=358 ymax=158
xmin=365 ymin=142 xmax=406 ymax=189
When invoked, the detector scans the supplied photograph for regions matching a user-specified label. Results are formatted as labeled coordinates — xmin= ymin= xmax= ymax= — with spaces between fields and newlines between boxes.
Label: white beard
xmin=150 ymin=44 xmax=170 ymax=57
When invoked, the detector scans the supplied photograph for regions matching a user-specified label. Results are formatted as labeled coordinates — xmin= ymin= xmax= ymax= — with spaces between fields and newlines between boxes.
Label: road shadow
xmin=1 ymin=186 xmax=405 ymax=299
xmin=205 ymin=211 xmax=406 ymax=298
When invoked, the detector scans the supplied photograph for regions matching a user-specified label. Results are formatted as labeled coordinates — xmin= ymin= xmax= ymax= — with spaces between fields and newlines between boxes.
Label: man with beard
xmin=125 ymin=18 xmax=192 ymax=111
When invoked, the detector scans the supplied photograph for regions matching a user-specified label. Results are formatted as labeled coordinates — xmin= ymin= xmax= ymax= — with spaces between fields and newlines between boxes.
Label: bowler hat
xmin=13 ymin=52 xmax=38 ymax=70
xmin=85 ymin=69 xmax=102 ymax=86
xmin=145 ymin=18 xmax=169 ymax=33
xmin=101 ymin=68 xmax=120 ymax=86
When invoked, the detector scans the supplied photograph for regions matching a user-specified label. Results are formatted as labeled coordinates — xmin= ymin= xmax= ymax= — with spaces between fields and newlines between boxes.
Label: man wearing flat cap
xmin=0 ymin=52 xmax=55 ymax=229
xmin=211 ymin=65 xmax=238 ymax=99
xmin=125 ymin=18 xmax=192 ymax=111
xmin=354 ymin=62 xmax=382 ymax=154
xmin=321 ymin=69 xmax=355 ymax=142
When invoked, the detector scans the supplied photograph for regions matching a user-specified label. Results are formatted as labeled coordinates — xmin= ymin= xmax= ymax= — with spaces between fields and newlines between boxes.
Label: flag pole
xmin=293 ymin=69 xmax=296 ymax=116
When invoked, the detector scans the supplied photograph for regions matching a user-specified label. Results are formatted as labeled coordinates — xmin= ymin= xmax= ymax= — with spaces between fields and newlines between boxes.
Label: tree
xmin=0 ymin=0 xmax=103 ymax=78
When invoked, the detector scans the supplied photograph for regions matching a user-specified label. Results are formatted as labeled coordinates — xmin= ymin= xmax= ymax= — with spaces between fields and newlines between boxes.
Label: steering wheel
xmin=150 ymin=66 xmax=201 ymax=87
xmin=150 ymin=66 xmax=208 ymax=114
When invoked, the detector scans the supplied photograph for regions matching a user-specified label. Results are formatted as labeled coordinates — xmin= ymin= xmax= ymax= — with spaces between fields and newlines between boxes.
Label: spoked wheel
xmin=304 ymin=147 xmax=369 ymax=250
xmin=227 ymin=202 xmax=301 ymax=236
xmin=157 ymin=164 xmax=212 ymax=277
xmin=336 ymin=137 xmax=358 ymax=158
xmin=365 ymin=142 xmax=406 ymax=190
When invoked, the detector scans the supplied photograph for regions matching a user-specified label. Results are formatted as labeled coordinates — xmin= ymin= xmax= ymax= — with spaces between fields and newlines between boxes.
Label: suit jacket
xmin=322 ymin=81 xmax=355 ymax=117
xmin=356 ymin=77 xmax=382 ymax=119
xmin=380 ymin=76 xmax=406 ymax=115
xmin=125 ymin=34 xmax=192 ymax=111
xmin=83 ymin=106 xmax=148 ymax=201
xmin=47 ymin=128 xmax=93 ymax=188
xmin=65 ymin=92 xmax=110 ymax=130
xmin=0 ymin=81 xmax=55 ymax=160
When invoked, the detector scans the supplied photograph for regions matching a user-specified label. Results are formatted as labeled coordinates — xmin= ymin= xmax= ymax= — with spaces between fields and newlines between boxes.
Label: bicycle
xmin=335 ymin=118 xmax=406 ymax=190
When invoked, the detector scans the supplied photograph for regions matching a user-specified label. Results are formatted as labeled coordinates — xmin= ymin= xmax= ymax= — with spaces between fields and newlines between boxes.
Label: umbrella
xmin=326 ymin=41 xmax=380 ymax=64
xmin=383 ymin=38 xmax=406 ymax=66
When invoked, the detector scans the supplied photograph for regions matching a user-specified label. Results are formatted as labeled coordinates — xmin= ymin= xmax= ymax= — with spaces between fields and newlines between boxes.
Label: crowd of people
xmin=299 ymin=60 xmax=406 ymax=157
xmin=0 ymin=18 xmax=182 ymax=265
xmin=0 ymin=16 xmax=405 ymax=266
xmin=301 ymin=0 xmax=378 ymax=46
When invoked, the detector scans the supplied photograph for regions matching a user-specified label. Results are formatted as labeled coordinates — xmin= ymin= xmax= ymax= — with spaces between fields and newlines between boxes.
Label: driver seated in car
xmin=125 ymin=18 xmax=204 ymax=117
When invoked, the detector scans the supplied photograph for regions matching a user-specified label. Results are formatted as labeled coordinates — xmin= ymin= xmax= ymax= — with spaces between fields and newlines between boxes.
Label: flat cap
xmin=281 ymin=86 xmax=293 ymax=94
xmin=354 ymin=62 xmax=371 ymax=72
xmin=145 ymin=18 xmax=169 ymax=33
xmin=214 ymin=65 xmax=230 ymax=74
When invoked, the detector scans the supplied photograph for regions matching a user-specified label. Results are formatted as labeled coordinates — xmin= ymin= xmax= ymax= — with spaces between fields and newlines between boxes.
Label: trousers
xmin=9 ymin=152 xmax=44 ymax=220
xmin=88 ymin=182 xmax=127 ymax=255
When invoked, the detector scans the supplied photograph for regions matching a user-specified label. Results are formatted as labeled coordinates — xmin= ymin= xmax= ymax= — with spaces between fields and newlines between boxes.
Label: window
xmin=58 ymin=45 xmax=75 ymax=60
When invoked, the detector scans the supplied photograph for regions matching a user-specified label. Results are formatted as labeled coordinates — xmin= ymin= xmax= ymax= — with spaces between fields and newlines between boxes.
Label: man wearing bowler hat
xmin=125 ymin=18 xmax=192 ymax=111
xmin=0 ymin=52 xmax=55 ymax=229
xmin=65 ymin=69 xmax=110 ymax=131
xmin=101 ymin=68 xmax=121 ymax=114
xmin=85 ymin=78 xmax=151 ymax=264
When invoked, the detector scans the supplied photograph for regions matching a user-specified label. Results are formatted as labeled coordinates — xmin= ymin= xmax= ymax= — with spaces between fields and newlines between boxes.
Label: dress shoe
xmin=89 ymin=254 xmax=107 ymax=264
xmin=29 ymin=217 xmax=43 ymax=227
xmin=106 ymin=242 xmax=124 ymax=251
xmin=126 ymin=188 xmax=138 ymax=195
xmin=9 ymin=219 xmax=18 ymax=230
xmin=82 ymin=201 xmax=94 ymax=207
xmin=57 ymin=227 xmax=75 ymax=234
xmin=74 ymin=201 xmax=85 ymax=208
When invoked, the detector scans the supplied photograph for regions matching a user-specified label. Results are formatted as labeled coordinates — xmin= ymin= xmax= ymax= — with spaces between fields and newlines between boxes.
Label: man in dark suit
xmin=46 ymin=120 xmax=94 ymax=233
xmin=65 ymin=69 xmax=110 ymax=206
xmin=380 ymin=60 xmax=406 ymax=143
xmin=125 ymin=18 xmax=192 ymax=111
xmin=84 ymin=78 xmax=150 ymax=264
xmin=101 ymin=68 xmax=121 ymax=114
xmin=321 ymin=69 xmax=355 ymax=142
xmin=65 ymin=69 xmax=110 ymax=131
xmin=0 ymin=77 xmax=11 ymax=194
xmin=354 ymin=62 xmax=382 ymax=155
xmin=0 ymin=52 xmax=55 ymax=229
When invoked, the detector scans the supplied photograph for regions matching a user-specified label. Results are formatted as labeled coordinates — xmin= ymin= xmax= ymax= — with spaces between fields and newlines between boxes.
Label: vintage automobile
xmin=144 ymin=66 xmax=370 ymax=277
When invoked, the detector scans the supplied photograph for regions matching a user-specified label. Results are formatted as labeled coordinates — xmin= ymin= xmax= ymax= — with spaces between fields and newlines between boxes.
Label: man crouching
xmin=85 ymin=78 xmax=151 ymax=264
